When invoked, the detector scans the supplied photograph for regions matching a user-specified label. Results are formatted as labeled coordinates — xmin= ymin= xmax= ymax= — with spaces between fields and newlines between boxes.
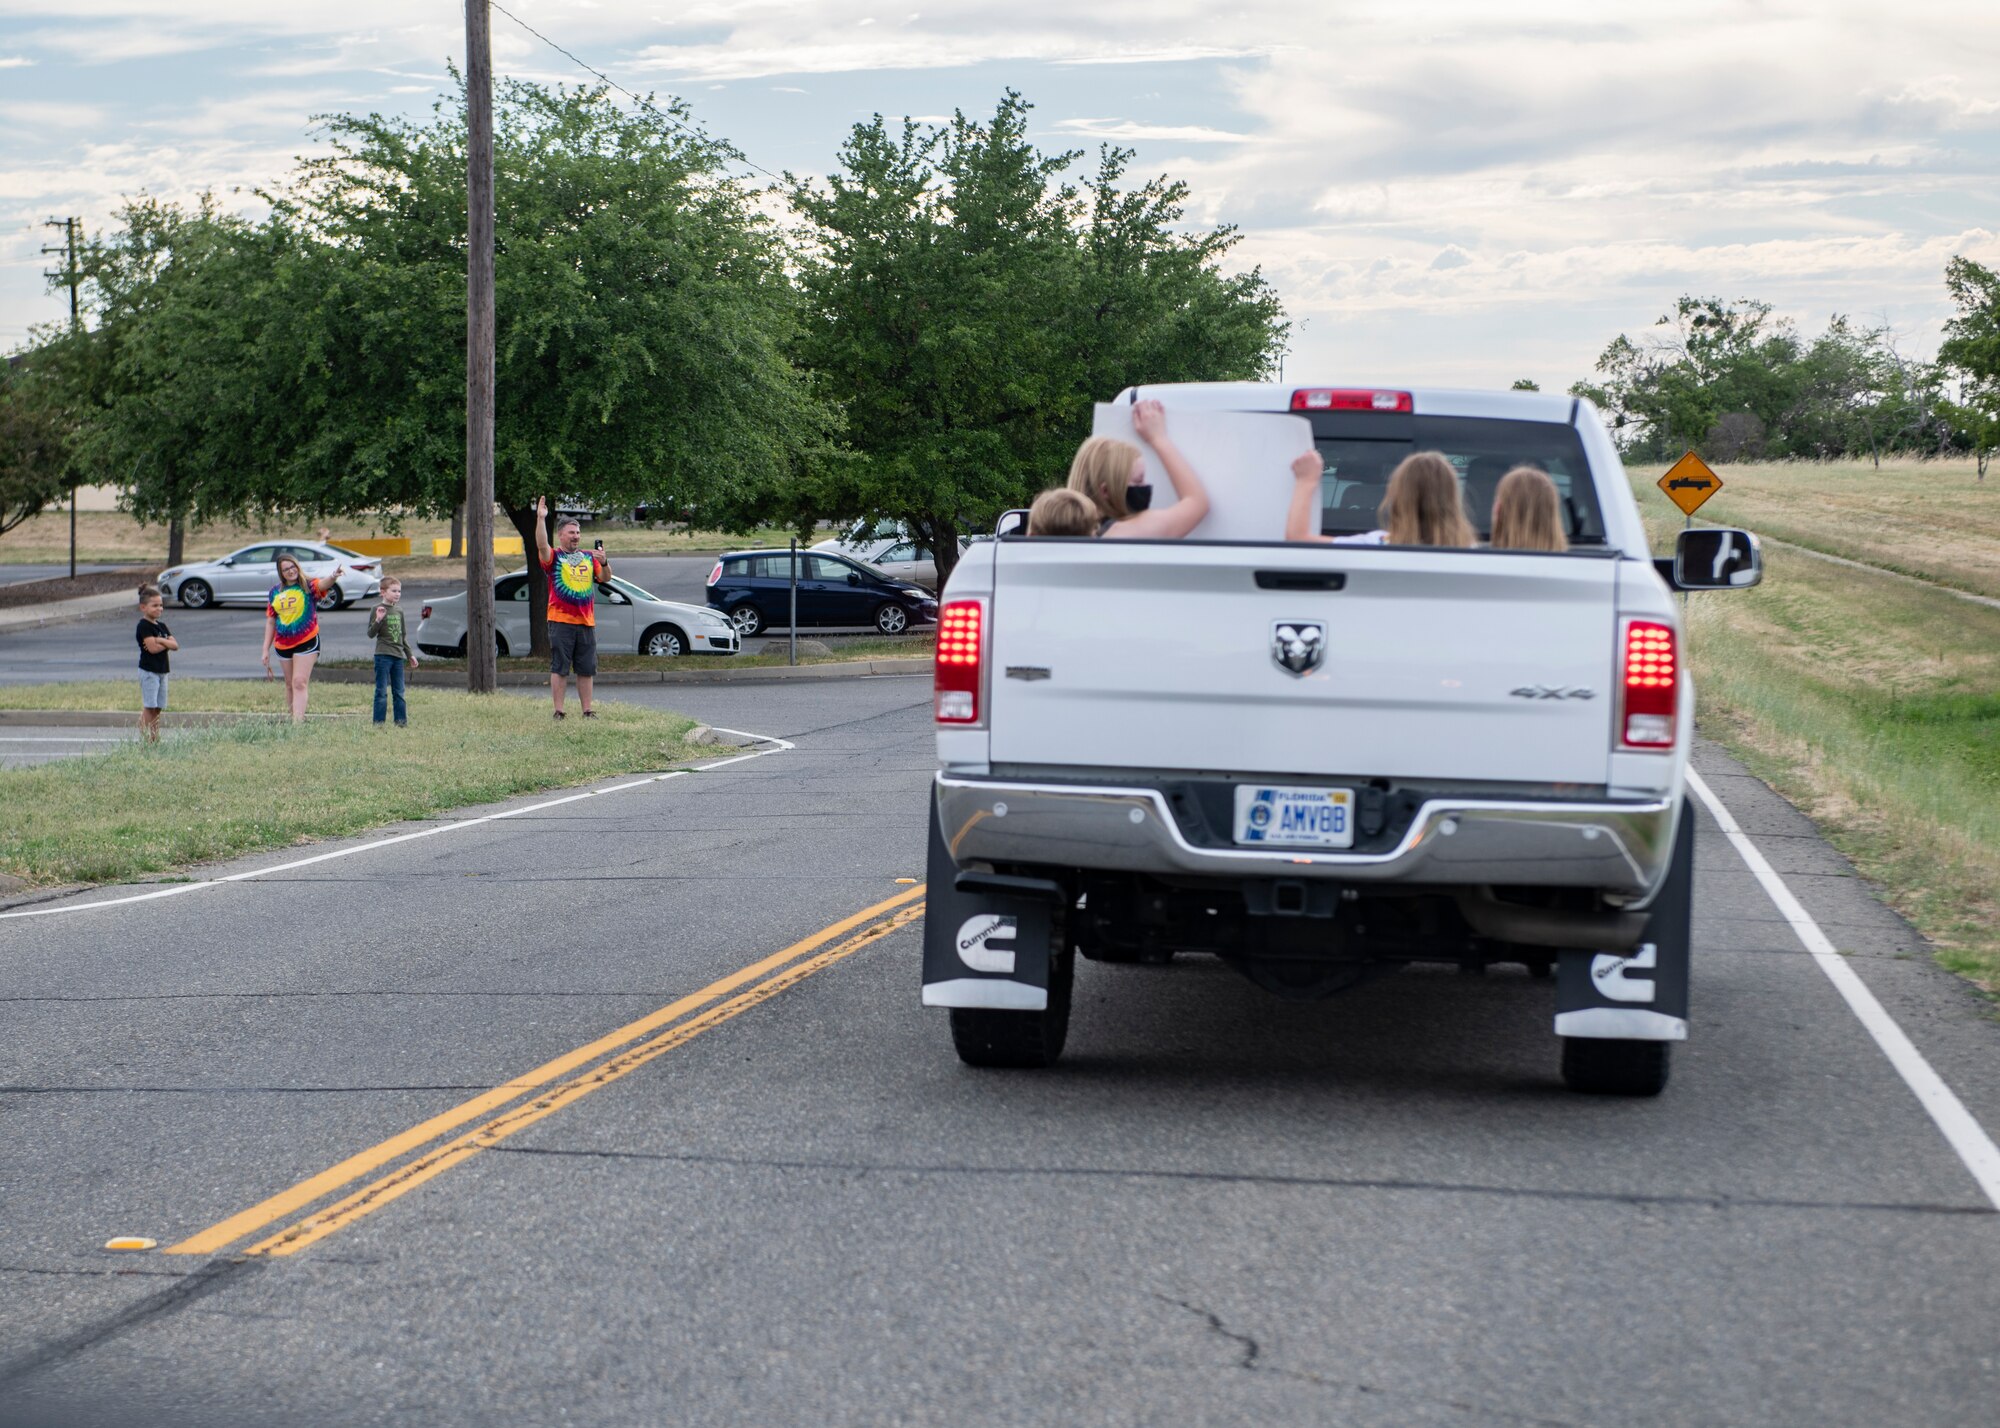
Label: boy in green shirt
xmin=366 ymin=577 xmax=420 ymax=726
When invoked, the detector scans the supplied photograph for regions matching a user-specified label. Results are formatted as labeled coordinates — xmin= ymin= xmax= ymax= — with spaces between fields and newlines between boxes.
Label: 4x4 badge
xmin=1271 ymin=621 xmax=1326 ymax=677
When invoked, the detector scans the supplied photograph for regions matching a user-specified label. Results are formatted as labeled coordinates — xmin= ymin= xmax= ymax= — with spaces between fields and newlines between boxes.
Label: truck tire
xmin=1561 ymin=1037 xmax=1670 ymax=1096
xmin=949 ymin=948 xmax=1073 ymax=1069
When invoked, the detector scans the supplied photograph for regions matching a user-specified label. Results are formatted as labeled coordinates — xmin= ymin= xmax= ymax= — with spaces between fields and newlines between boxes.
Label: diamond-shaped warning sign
xmin=1658 ymin=452 xmax=1723 ymax=517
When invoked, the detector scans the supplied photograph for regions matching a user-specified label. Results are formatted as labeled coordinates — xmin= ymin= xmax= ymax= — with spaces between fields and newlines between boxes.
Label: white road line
xmin=0 ymin=731 xmax=796 ymax=921
xmin=1687 ymin=767 xmax=2000 ymax=1210
xmin=0 ymin=737 xmax=127 ymax=743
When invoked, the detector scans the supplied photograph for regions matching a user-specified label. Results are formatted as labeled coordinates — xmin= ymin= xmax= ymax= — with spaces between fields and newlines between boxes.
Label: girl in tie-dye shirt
xmin=261 ymin=552 xmax=344 ymax=723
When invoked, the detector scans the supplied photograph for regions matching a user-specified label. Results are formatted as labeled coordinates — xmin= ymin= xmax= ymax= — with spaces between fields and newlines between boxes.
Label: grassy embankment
xmin=1630 ymin=458 xmax=2000 ymax=993
xmin=0 ymin=681 xmax=698 ymax=888
xmin=0 ymin=508 xmax=817 ymax=574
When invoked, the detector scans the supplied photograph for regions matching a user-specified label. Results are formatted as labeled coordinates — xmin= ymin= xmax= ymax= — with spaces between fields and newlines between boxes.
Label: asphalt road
xmin=2 ymin=677 xmax=1998 ymax=1426
xmin=0 ymin=565 xmax=127 ymax=587
xmin=0 ymin=556 xmax=894 ymax=684
xmin=0 ymin=727 xmax=136 ymax=770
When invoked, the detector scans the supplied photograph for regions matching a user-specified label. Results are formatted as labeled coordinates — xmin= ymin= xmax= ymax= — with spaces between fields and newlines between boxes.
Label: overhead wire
xmin=485 ymin=1 xmax=788 ymax=187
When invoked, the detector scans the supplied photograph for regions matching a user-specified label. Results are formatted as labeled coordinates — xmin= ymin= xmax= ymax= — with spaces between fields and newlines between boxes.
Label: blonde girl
xmin=1066 ymin=399 xmax=1211 ymax=539
xmin=1286 ymin=451 xmax=1476 ymax=548
xmin=261 ymin=552 xmax=342 ymax=722
xmin=1487 ymin=466 xmax=1569 ymax=552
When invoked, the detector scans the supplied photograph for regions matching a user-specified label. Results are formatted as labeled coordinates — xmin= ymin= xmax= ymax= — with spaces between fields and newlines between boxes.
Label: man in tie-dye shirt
xmin=534 ymin=495 xmax=609 ymax=720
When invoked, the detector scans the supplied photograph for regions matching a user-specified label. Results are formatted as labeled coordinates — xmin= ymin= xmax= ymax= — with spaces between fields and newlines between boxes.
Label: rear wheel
xmin=729 ymin=604 xmax=765 ymax=638
xmin=316 ymin=583 xmax=343 ymax=613
xmin=875 ymin=603 xmax=910 ymax=635
xmin=1561 ymin=1038 xmax=1671 ymax=1096
xmin=642 ymin=624 xmax=687 ymax=657
xmin=178 ymin=579 xmax=212 ymax=609
xmin=949 ymin=948 xmax=1073 ymax=1069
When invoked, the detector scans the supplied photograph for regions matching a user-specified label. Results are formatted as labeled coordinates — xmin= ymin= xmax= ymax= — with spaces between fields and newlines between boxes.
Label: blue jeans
xmin=373 ymin=654 xmax=408 ymax=724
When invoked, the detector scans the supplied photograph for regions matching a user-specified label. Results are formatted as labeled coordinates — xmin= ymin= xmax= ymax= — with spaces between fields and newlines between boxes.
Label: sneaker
xmin=553 ymin=710 xmax=566 ymax=721
xmin=395 ymin=721 xmax=408 ymax=728
xmin=582 ymin=710 xmax=597 ymax=719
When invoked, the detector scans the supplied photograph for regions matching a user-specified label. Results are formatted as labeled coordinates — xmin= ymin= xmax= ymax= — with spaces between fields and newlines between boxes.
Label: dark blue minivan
xmin=705 ymin=549 xmax=940 ymax=637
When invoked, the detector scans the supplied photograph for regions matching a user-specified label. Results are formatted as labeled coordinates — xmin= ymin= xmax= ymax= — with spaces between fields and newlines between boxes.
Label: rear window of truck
xmin=1306 ymin=416 xmax=1604 ymax=543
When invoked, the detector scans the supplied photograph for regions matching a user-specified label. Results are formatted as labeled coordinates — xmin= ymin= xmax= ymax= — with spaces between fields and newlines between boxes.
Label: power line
xmin=486 ymin=1 xmax=786 ymax=186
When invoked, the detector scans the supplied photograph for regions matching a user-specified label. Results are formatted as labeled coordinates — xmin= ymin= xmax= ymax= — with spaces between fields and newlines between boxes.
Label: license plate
xmin=1233 ymin=785 xmax=1355 ymax=849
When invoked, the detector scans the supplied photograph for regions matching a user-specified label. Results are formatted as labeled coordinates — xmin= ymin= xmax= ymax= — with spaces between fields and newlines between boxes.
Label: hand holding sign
xmin=1091 ymin=403 xmax=1315 ymax=541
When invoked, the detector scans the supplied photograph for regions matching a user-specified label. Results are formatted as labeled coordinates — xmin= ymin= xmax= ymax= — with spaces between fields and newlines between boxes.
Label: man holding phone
xmin=534 ymin=495 xmax=609 ymax=720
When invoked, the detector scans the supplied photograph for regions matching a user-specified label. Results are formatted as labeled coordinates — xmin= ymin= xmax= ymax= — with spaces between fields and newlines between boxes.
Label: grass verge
xmin=1635 ymin=476 xmax=2000 ymax=995
xmin=0 ymin=683 xmax=698 ymax=887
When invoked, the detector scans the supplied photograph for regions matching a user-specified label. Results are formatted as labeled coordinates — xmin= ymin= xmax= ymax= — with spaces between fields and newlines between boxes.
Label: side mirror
xmin=846 ymin=573 xmax=861 ymax=586
xmin=218 ymin=558 xmax=235 ymax=567
xmin=994 ymin=509 xmax=1029 ymax=537
xmin=1671 ymin=528 xmax=1763 ymax=590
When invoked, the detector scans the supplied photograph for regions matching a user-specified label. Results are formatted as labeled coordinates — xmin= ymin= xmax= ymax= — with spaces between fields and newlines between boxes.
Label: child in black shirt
xmin=136 ymin=584 xmax=178 ymax=744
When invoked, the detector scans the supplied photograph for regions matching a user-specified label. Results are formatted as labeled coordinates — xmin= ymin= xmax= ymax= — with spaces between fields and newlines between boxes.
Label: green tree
xmin=0 ymin=358 xmax=74 ymax=539
xmin=1939 ymin=256 xmax=2000 ymax=479
xmin=783 ymin=93 xmax=1286 ymax=584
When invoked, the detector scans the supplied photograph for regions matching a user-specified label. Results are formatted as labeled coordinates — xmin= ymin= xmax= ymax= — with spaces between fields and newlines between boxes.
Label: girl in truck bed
xmin=1286 ymin=450 xmax=1477 ymax=548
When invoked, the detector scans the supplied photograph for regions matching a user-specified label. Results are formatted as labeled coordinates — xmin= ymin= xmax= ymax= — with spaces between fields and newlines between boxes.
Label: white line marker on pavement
xmin=1687 ymin=767 xmax=2000 ymax=1211
xmin=0 ymin=731 xmax=796 ymax=921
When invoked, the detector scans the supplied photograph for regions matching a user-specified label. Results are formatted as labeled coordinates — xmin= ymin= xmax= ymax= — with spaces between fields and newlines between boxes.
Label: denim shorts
xmin=139 ymin=671 xmax=169 ymax=710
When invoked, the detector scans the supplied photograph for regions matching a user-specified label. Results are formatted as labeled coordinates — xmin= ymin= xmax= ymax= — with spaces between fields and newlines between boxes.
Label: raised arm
xmin=1286 ymin=451 xmax=1333 ymax=543
xmin=1110 ymin=400 xmax=1210 ymax=539
xmin=533 ymin=495 xmax=552 ymax=564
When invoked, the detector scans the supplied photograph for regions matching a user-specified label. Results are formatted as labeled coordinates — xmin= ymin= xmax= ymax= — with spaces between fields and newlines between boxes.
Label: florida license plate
xmin=1233 ymin=785 xmax=1355 ymax=849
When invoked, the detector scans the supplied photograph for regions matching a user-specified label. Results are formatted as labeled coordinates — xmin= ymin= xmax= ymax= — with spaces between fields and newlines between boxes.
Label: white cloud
xmin=1049 ymin=118 xmax=1252 ymax=144
xmin=0 ymin=55 xmax=35 ymax=68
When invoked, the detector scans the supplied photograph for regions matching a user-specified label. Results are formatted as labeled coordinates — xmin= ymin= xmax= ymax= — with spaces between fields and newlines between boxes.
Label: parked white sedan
xmin=813 ymin=523 xmax=968 ymax=591
xmin=416 ymin=570 xmax=740 ymax=658
xmin=158 ymin=541 xmax=384 ymax=610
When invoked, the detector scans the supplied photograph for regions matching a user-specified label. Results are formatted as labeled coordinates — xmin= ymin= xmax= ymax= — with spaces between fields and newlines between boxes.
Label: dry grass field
xmin=1633 ymin=462 xmax=2000 ymax=995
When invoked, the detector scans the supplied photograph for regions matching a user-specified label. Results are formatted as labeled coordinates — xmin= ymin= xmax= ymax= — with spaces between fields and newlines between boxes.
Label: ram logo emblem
xmin=1271 ymin=621 xmax=1326 ymax=677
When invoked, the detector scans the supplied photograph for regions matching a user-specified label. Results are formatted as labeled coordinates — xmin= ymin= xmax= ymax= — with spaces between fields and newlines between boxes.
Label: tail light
xmin=1291 ymin=388 xmax=1413 ymax=413
xmin=420 ymin=605 xmax=432 ymax=620
xmin=1618 ymin=619 xmax=1678 ymax=749
xmin=352 ymin=561 xmax=377 ymax=572
xmin=706 ymin=562 xmax=722 ymax=586
xmin=934 ymin=599 xmax=985 ymax=724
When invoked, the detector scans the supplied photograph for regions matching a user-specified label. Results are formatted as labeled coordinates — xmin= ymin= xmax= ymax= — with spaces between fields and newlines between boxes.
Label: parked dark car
xmin=705 ymin=549 xmax=939 ymax=636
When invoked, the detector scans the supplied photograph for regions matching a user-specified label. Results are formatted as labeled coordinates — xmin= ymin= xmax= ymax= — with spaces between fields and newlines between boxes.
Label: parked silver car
xmin=416 ymin=570 xmax=739 ymax=658
xmin=812 ymin=522 xmax=968 ymax=591
xmin=158 ymin=541 xmax=383 ymax=611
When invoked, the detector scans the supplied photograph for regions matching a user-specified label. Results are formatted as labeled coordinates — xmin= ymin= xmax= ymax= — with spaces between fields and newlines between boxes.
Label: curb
xmin=313 ymin=658 xmax=929 ymax=687
xmin=0 ymin=591 xmax=140 ymax=634
xmin=0 ymin=709 xmax=354 ymax=728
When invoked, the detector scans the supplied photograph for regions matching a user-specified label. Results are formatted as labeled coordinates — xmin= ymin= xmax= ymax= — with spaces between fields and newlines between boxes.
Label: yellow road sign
xmin=1658 ymin=452 xmax=1723 ymax=517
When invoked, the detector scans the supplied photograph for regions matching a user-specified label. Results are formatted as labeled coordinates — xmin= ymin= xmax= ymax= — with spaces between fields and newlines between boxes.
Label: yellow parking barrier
xmin=341 ymin=538 xmax=411 ymax=557
xmin=431 ymin=537 xmax=525 ymax=557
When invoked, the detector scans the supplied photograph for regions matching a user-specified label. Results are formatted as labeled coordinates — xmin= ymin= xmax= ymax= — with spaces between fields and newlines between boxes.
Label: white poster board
xmin=1090 ymin=404 xmax=1315 ymax=541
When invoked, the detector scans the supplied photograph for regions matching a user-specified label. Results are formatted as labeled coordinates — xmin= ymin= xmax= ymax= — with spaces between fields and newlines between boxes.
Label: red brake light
xmin=420 ymin=604 xmax=432 ymax=620
xmin=706 ymin=562 xmax=723 ymax=586
xmin=934 ymin=600 xmax=984 ymax=724
xmin=1291 ymin=388 xmax=1413 ymax=413
xmin=1618 ymin=619 xmax=1678 ymax=749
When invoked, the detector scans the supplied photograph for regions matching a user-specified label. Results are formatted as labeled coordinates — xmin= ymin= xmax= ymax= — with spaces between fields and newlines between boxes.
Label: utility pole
xmin=42 ymin=217 xmax=81 ymax=580
xmin=464 ymin=0 xmax=498 ymax=692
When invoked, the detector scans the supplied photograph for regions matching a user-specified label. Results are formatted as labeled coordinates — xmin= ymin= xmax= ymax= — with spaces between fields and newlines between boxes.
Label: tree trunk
xmin=449 ymin=503 xmax=464 ymax=560
xmin=919 ymin=514 xmax=963 ymax=591
xmin=167 ymin=518 xmax=185 ymax=568
xmin=502 ymin=501 xmax=553 ymax=658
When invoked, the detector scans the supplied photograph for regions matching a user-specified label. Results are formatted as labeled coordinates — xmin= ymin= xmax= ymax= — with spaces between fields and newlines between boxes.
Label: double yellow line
xmin=168 ymin=887 xmax=925 ymax=1259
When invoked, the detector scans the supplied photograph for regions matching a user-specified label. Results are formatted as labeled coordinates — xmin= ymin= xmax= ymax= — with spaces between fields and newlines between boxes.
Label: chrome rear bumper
xmin=935 ymin=775 xmax=1678 ymax=896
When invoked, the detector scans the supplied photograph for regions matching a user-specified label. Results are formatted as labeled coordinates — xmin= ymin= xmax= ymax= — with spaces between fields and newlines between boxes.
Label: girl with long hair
xmin=261 ymin=552 xmax=343 ymax=722
xmin=1286 ymin=451 xmax=1476 ymax=548
xmin=1487 ymin=466 xmax=1570 ymax=551
xmin=1067 ymin=400 xmax=1211 ymax=539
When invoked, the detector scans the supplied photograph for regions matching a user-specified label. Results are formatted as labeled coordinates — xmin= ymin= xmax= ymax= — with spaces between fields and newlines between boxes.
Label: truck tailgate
xmin=986 ymin=541 xmax=1619 ymax=786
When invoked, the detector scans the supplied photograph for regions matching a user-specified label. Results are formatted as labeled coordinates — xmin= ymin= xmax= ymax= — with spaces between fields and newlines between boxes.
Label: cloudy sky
xmin=3 ymin=1 xmax=1997 ymax=389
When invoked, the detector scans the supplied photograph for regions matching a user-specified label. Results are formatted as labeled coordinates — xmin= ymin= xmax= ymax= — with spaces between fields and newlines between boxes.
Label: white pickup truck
xmin=919 ymin=383 xmax=1762 ymax=1096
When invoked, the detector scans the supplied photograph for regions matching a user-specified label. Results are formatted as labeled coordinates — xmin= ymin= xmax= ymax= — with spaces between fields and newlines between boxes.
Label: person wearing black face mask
xmin=1065 ymin=398 xmax=1212 ymax=539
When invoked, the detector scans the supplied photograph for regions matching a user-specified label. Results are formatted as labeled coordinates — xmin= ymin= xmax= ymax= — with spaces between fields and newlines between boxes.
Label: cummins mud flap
xmin=921 ymin=796 xmax=1056 ymax=1011
xmin=1556 ymin=796 xmax=1693 ymax=1041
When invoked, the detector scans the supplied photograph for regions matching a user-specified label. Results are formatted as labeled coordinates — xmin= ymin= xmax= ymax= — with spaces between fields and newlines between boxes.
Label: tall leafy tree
xmin=784 ymin=93 xmax=1286 ymax=583
xmin=1940 ymin=256 xmax=2000 ymax=479
xmin=0 ymin=359 xmax=74 ymax=539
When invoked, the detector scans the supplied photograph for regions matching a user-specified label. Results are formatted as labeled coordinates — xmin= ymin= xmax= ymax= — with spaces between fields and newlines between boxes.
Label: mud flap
xmin=1556 ymin=796 xmax=1692 ymax=1041
xmin=921 ymin=793 xmax=1056 ymax=1010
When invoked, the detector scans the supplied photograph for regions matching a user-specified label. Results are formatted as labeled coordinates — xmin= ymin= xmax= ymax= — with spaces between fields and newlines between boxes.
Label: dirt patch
xmin=0 ymin=567 xmax=157 ymax=611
